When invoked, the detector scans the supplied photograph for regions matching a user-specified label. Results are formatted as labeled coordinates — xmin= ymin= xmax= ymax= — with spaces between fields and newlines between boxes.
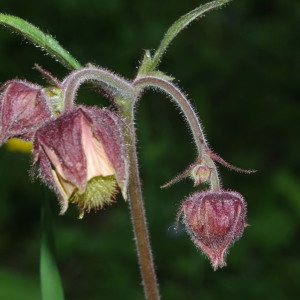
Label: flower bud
xmin=0 ymin=80 xmax=53 ymax=143
xmin=177 ymin=189 xmax=247 ymax=270
xmin=190 ymin=164 xmax=212 ymax=186
xmin=33 ymin=106 xmax=129 ymax=215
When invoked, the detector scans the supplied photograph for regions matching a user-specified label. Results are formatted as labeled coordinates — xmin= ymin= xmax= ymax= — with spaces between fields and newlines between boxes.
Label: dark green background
xmin=0 ymin=0 xmax=299 ymax=299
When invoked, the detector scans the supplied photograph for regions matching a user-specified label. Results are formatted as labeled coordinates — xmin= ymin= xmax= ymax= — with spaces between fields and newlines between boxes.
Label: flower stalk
xmin=134 ymin=76 xmax=208 ymax=156
xmin=134 ymin=75 xmax=221 ymax=191
xmin=117 ymin=97 xmax=160 ymax=300
xmin=62 ymin=67 xmax=135 ymax=111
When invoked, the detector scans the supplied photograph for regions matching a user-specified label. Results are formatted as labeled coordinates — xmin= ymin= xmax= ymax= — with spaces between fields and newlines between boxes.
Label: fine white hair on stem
xmin=134 ymin=75 xmax=208 ymax=158
xmin=62 ymin=67 xmax=136 ymax=111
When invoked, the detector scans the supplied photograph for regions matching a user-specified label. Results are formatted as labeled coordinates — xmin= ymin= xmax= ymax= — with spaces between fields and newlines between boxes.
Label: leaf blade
xmin=0 ymin=14 xmax=81 ymax=70
xmin=150 ymin=0 xmax=232 ymax=71
xmin=40 ymin=193 xmax=65 ymax=300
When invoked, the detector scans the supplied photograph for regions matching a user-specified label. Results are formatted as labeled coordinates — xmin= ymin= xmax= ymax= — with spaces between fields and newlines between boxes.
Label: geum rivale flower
xmin=33 ymin=106 xmax=129 ymax=216
xmin=177 ymin=189 xmax=247 ymax=270
xmin=0 ymin=80 xmax=53 ymax=144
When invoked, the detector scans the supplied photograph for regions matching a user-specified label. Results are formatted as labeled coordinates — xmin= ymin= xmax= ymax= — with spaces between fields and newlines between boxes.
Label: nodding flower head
xmin=0 ymin=80 xmax=53 ymax=144
xmin=177 ymin=189 xmax=247 ymax=270
xmin=33 ymin=106 xmax=129 ymax=216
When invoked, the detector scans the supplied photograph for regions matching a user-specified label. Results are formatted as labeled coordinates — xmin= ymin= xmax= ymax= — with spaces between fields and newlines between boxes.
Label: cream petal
xmin=80 ymin=117 xmax=115 ymax=181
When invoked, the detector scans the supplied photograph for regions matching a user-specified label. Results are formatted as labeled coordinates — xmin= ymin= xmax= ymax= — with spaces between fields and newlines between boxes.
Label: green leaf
xmin=40 ymin=194 xmax=65 ymax=300
xmin=146 ymin=0 xmax=232 ymax=72
xmin=0 ymin=14 xmax=81 ymax=70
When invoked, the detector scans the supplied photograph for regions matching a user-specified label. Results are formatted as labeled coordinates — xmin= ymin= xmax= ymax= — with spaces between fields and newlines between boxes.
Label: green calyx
xmin=69 ymin=175 xmax=119 ymax=218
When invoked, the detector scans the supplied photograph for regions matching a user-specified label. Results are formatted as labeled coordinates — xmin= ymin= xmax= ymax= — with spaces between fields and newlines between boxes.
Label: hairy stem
xmin=134 ymin=76 xmax=207 ymax=157
xmin=134 ymin=76 xmax=221 ymax=190
xmin=118 ymin=98 xmax=160 ymax=300
xmin=62 ymin=67 xmax=135 ymax=111
xmin=207 ymin=158 xmax=221 ymax=190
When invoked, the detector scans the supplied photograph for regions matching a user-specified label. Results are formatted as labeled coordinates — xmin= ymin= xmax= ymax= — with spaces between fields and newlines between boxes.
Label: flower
xmin=177 ymin=189 xmax=247 ymax=270
xmin=0 ymin=80 xmax=53 ymax=144
xmin=190 ymin=164 xmax=212 ymax=186
xmin=33 ymin=106 xmax=129 ymax=216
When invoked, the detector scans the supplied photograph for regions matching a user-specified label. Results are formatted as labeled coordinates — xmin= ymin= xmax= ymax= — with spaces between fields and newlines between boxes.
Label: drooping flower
xmin=177 ymin=189 xmax=247 ymax=270
xmin=33 ymin=105 xmax=129 ymax=216
xmin=0 ymin=80 xmax=53 ymax=144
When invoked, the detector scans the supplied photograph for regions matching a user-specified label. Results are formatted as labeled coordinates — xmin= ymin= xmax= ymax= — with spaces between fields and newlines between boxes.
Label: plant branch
xmin=117 ymin=97 xmax=160 ymax=300
xmin=134 ymin=76 xmax=222 ymax=191
xmin=61 ymin=67 xmax=136 ymax=110
xmin=134 ymin=76 xmax=207 ymax=157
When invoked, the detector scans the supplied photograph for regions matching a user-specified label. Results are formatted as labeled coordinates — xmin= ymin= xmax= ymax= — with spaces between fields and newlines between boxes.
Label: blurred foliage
xmin=0 ymin=0 xmax=299 ymax=299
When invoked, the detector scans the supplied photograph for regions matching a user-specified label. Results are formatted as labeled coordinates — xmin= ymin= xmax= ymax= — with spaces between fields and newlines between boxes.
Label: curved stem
xmin=149 ymin=0 xmax=232 ymax=71
xmin=134 ymin=76 xmax=221 ymax=190
xmin=118 ymin=98 xmax=160 ymax=300
xmin=62 ymin=67 xmax=135 ymax=110
xmin=134 ymin=76 xmax=207 ymax=157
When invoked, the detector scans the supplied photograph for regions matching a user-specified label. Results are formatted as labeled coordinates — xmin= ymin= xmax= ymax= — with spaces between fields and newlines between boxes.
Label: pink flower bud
xmin=0 ymin=80 xmax=53 ymax=143
xmin=177 ymin=190 xmax=247 ymax=270
xmin=33 ymin=106 xmax=129 ymax=215
xmin=190 ymin=164 xmax=212 ymax=186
